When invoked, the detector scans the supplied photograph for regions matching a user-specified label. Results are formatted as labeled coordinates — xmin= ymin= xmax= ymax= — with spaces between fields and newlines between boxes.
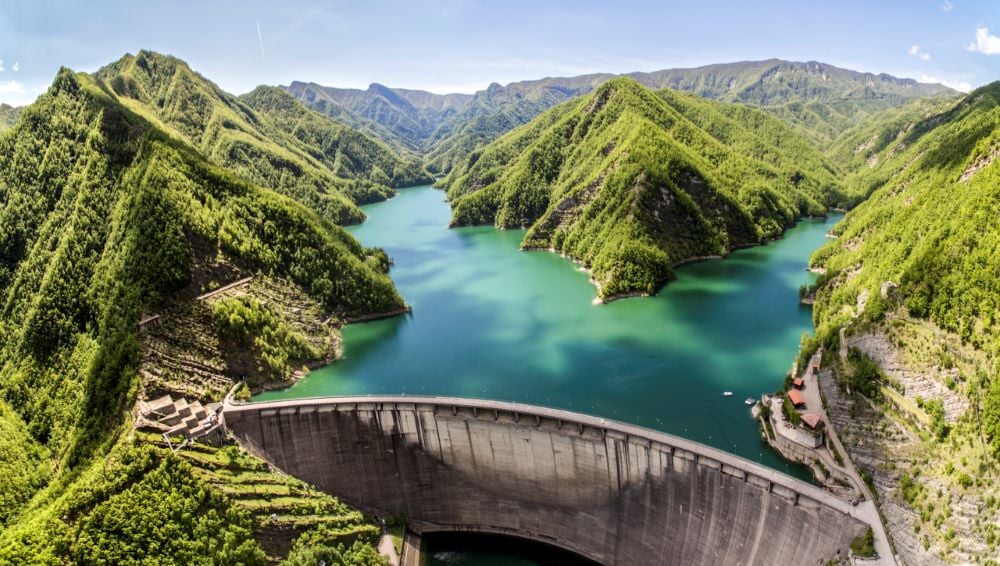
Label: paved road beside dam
xmin=224 ymin=396 xmax=871 ymax=565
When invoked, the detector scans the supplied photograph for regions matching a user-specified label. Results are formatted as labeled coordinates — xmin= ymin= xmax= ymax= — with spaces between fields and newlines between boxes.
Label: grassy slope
xmin=0 ymin=66 xmax=402 ymax=561
xmin=443 ymin=77 xmax=842 ymax=299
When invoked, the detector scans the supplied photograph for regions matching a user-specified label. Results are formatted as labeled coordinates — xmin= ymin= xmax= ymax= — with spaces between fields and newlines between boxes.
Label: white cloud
xmin=968 ymin=27 xmax=1000 ymax=54
xmin=0 ymin=80 xmax=25 ymax=95
xmin=12 ymin=62 xmax=18 ymax=72
xmin=919 ymin=74 xmax=973 ymax=93
xmin=257 ymin=22 xmax=265 ymax=58
xmin=908 ymin=45 xmax=931 ymax=61
xmin=941 ymin=0 xmax=954 ymax=11
xmin=0 ymin=59 xmax=4 ymax=72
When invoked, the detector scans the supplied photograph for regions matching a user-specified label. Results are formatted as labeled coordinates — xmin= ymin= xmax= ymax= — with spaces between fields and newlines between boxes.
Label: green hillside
xmin=286 ymin=80 xmax=472 ymax=156
xmin=633 ymin=60 xmax=956 ymax=147
xmin=422 ymin=77 xmax=612 ymax=174
xmin=443 ymin=77 xmax=843 ymax=299
xmin=824 ymin=95 xmax=963 ymax=201
xmin=801 ymin=83 xmax=1000 ymax=560
xmin=0 ymin=65 xmax=402 ymax=560
xmin=95 ymin=51 xmax=426 ymax=224
xmin=810 ymin=83 xmax=1000 ymax=353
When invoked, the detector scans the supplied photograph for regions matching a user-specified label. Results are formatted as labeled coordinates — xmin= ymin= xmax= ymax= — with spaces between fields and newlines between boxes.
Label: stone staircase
xmin=138 ymin=393 xmax=223 ymax=442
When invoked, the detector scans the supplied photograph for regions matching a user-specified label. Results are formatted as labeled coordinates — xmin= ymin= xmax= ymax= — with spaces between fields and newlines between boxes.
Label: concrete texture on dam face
xmin=224 ymin=396 xmax=869 ymax=565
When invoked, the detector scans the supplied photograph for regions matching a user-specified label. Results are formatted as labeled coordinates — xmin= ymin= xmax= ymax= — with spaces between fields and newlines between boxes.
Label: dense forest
xmin=0 ymin=62 xmax=403 ymax=561
xmin=442 ymin=77 xmax=844 ymax=299
xmin=796 ymin=81 xmax=1000 ymax=561
xmin=240 ymin=86 xmax=432 ymax=189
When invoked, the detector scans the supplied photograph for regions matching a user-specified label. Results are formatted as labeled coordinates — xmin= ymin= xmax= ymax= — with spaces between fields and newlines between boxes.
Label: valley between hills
xmin=0 ymin=48 xmax=998 ymax=565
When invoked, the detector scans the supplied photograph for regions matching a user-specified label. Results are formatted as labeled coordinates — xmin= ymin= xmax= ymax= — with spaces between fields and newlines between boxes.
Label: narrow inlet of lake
xmin=257 ymin=185 xmax=840 ymax=477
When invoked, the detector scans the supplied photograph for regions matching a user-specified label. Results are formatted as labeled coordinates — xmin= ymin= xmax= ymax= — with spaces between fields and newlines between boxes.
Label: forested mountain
xmin=421 ymin=75 xmax=614 ymax=173
xmin=0 ymin=104 xmax=18 ymax=133
xmin=95 ymin=50 xmax=430 ymax=225
xmin=801 ymin=83 xmax=1000 ymax=563
xmin=810 ymin=82 xmax=1000 ymax=358
xmin=442 ymin=77 xmax=843 ymax=299
xmin=286 ymin=80 xmax=472 ymax=155
xmin=632 ymin=59 xmax=952 ymax=105
xmin=0 ymin=64 xmax=403 ymax=561
xmin=287 ymin=59 xmax=954 ymax=174
xmin=240 ymin=85 xmax=431 ymax=188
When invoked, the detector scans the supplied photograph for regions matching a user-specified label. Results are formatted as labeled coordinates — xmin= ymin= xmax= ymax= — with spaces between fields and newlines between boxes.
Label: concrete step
xmin=189 ymin=400 xmax=207 ymax=421
xmin=161 ymin=413 xmax=184 ymax=427
xmin=174 ymin=398 xmax=192 ymax=419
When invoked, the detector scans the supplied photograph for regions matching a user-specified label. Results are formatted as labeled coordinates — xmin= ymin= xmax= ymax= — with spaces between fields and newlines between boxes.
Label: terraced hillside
xmin=139 ymin=432 xmax=384 ymax=563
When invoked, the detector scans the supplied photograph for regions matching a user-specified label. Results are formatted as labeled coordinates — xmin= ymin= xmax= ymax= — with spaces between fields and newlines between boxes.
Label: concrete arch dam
xmin=223 ymin=396 xmax=869 ymax=565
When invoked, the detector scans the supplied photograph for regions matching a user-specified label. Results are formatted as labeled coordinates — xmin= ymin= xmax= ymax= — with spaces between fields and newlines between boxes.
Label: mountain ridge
xmin=95 ymin=50 xmax=431 ymax=225
xmin=285 ymin=59 xmax=956 ymax=173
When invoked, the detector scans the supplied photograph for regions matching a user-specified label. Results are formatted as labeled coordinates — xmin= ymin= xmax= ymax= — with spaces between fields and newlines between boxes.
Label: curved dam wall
xmin=224 ymin=396 xmax=868 ymax=565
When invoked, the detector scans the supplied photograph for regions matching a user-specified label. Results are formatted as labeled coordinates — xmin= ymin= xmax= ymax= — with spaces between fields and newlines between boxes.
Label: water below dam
xmin=256 ymin=185 xmax=839 ymax=478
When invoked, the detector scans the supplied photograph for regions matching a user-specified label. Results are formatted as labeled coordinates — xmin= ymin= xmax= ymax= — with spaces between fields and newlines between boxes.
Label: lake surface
xmin=257 ymin=185 xmax=838 ymax=477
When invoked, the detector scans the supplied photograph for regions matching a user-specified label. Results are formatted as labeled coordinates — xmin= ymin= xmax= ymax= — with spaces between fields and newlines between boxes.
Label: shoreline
xmin=344 ymin=305 xmax=413 ymax=323
xmin=519 ymin=210 xmax=843 ymax=304
xmin=251 ymin=305 xmax=412 ymax=396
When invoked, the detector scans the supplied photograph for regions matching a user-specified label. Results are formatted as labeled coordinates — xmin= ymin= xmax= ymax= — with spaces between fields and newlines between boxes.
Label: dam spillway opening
xmin=422 ymin=532 xmax=599 ymax=565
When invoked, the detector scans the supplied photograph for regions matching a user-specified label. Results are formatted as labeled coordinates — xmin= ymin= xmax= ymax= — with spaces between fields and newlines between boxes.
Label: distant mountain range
xmin=285 ymin=59 xmax=956 ymax=173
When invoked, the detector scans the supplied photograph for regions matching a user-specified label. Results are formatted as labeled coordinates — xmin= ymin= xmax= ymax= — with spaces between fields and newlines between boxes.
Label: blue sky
xmin=2 ymin=0 xmax=1000 ymax=106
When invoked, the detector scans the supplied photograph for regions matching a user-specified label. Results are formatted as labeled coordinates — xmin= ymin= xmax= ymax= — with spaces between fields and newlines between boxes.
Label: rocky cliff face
xmin=819 ymin=321 xmax=999 ymax=564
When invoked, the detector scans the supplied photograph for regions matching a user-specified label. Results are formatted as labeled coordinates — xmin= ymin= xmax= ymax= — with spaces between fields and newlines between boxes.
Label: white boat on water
xmin=722 ymin=391 xmax=733 ymax=397
xmin=744 ymin=397 xmax=756 ymax=406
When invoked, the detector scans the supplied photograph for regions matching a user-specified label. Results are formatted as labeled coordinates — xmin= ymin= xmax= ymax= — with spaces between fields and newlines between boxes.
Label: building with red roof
xmin=787 ymin=389 xmax=806 ymax=408
xmin=800 ymin=413 xmax=822 ymax=430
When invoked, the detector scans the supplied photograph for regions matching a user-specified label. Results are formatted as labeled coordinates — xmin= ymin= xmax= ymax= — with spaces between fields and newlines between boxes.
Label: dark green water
xmin=257 ymin=185 xmax=838 ymax=477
